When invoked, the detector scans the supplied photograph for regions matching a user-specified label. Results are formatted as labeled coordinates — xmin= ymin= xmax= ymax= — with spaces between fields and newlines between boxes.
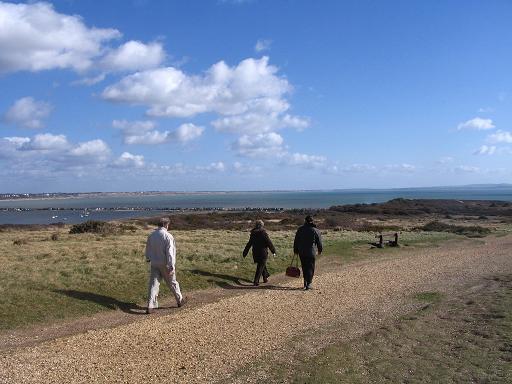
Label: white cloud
xmin=3 ymin=97 xmax=52 ymax=129
xmin=171 ymin=123 xmax=204 ymax=143
xmin=284 ymin=153 xmax=327 ymax=168
xmin=233 ymin=161 xmax=262 ymax=174
xmin=474 ymin=145 xmax=496 ymax=156
xmin=383 ymin=163 xmax=416 ymax=172
xmin=487 ymin=130 xmax=512 ymax=144
xmin=69 ymin=139 xmax=110 ymax=160
xmin=126 ymin=130 xmax=170 ymax=145
xmin=102 ymin=57 xmax=291 ymax=118
xmin=20 ymin=133 xmax=69 ymax=151
xmin=101 ymin=40 xmax=165 ymax=72
xmin=113 ymin=152 xmax=145 ymax=168
xmin=112 ymin=119 xmax=156 ymax=134
xmin=457 ymin=117 xmax=495 ymax=131
xmin=71 ymin=73 xmax=106 ymax=86
xmin=0 ymin=2 xmax=121 ymax=73
xmin=255 ymin=39 xmax=272 ymax=52
xmin=195 ymin=161 xmax=226 ymax=172
xmin=478 ymin=107 xmax=494 ymax=113
xmin=338 ymin=164 xmax=378 ymax=173
xmin=455 ymin=165 xmax=480 ymax=173
xmin=212 ymin=112 xmax=308 ymax=135
xmin=232 ymin=132 xmax=285 ymax=157
xmin=113 ymin=119 xmax=168 ymax=145
xmin=113 ymin=120 xmax=203 ymax=145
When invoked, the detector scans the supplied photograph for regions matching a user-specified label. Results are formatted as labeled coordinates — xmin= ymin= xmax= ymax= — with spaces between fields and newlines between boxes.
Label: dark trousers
xmin=254 ymin=260 xmax=270 ymax=283
xmin=299 ymin=254 xmax=315 ymax=287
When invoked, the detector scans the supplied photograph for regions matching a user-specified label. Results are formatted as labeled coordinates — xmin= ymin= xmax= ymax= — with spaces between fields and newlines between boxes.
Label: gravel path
xmin=1 ymin=235 xmax=511 ymax=384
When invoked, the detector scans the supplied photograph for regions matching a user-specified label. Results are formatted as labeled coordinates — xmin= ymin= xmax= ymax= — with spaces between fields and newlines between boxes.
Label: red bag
xmin=286 ymin=254 xmax=301 ymax=278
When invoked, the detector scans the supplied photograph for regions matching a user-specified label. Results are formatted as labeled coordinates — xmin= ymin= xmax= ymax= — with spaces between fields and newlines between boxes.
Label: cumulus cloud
xmin=232 ymin=132 xmax=285 ymax=157
xmin=113 ymin=119 xmax=167 ymax=145
xmin=3 ymin=97 xmax=52 ymax=129
xmin=113 ymin=152 xmax=145 ymax=168
xmin=335 ymin=163 xmax=378 ymax=173
xmin=212 ymin=112 xmax=308 ymax=135
xmin=171 ymin=123 xmax=204 ymax=143
xmin=101 ymin=40 xmax=165 ymax=72
xmin=102 ymin=56 xmax=314 ymax=159
xmin=113 ymin=120 xmax=203 ymax=145
xmin=20 ymin=133 xmax=69 ymax=151
xmin=0 ymin=1 xmax=121 ymax=73
xmin=384 ymin=163 xmax=416 ymax=172
xmin=69 ymin=139 xmax=110 ymax=160
xmin=474 ymin=145 xmax=496 ymax=156
xmin=457 ymin=117 xmax=495 ymax=131
xmin=455 ymin=165 xmax=480 ymax=173
xmin=195 ymin=161 xmax=225 ymax=172
xmin=255 ymin=39 xmax=272 ymax=52
xmin=233 ymin=161 xmax=262 ymax=174
xmin=101 ymin=57 xmax=296 ymax=121
xmin=487 ymin=130 xmax=512 ymax=144
xmin=284 ymin=153 xmax=327 ymax=168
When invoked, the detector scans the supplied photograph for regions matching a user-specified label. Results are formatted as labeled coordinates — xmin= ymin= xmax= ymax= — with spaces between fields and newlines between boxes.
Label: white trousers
xmin=147 ymin=264 xmax=183 ymax=309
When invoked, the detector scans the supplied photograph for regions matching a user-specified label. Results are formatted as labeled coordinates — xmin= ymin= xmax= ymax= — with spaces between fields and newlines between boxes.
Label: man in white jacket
xmin=145 ymin=217 xmax=185 ymax=314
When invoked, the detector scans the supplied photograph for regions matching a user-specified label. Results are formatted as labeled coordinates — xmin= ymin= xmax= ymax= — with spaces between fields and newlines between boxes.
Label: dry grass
xmin=0 ymin=219 xmax=490 ymax=331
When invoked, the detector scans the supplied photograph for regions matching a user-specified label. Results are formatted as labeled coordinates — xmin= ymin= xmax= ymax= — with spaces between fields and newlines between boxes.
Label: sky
xmin=1 ymin=0 xmax=512 ymax=193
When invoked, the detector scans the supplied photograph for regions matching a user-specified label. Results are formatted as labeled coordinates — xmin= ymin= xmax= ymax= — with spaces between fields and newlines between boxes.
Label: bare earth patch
xmin=1 ymin=235 xmax=512 ymax=383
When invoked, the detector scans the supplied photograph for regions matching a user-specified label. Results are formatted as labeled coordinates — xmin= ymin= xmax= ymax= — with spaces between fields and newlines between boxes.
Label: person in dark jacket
xmin=294 ymin=215 xmax=323 ymax=290
xmin=243 ymin=220 xmax=276 ymax=286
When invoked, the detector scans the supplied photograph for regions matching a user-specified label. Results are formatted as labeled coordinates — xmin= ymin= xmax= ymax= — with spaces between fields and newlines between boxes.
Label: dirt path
xmin=1 ymin=235 xmax=511 ymax=384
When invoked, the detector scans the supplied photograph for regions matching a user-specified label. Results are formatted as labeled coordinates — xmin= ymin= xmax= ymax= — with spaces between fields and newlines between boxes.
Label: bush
xmin=13 ymin=239 xmax=28 ymax=245
xmin=69 ymin=220 xmax=115 ymax=234
xmin=51 ymin=233 xmax=59 ymax=241
xmin=420 ymin=221 xmax=491 ymax=238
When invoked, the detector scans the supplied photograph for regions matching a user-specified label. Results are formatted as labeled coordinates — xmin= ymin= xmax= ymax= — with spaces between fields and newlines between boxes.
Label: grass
xmin=0 ymin=224 xmax=476 ymax=331
xmin=253 ymin=275 xmax=512 ymax=384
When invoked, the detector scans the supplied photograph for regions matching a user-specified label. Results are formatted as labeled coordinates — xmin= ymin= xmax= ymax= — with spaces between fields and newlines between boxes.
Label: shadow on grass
xmin=54 ymin=290 xmax=146 ymax=315
xmin=188 ymin=269 xmax=302 ymax=291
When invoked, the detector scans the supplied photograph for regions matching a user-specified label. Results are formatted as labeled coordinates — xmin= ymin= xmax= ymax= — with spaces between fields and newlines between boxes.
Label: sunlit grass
xmin=0 ymin=225 xmax=458 ymax=330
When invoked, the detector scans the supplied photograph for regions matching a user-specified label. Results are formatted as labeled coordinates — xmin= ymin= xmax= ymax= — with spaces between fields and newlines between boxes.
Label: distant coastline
xmin=2 ymin=184 xmax=511 ymax=202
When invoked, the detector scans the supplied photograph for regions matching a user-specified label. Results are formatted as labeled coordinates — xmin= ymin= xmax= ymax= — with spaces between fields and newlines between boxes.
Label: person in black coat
xmin=243 ymin=220 xmax=276 ymax=286
xmin=294 ymin=215 xmax=323 ymax=290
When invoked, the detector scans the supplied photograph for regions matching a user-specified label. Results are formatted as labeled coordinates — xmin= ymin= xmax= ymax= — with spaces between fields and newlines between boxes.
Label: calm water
xmin=1 ymin=188 xmax=511 ymax=225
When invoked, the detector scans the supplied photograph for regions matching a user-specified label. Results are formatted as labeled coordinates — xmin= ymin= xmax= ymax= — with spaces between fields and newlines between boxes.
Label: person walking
xmin=294 ymin=215 xmax=323 ymax=290
xmin=243 ymin=220 xmax=276 ymax=286
xmin=145 ymin=217 xmax=185 ymax=314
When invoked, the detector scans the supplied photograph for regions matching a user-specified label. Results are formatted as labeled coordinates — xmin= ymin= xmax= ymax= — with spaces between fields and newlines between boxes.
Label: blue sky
xmin=1 ymin=0 xmax=511 ymax=192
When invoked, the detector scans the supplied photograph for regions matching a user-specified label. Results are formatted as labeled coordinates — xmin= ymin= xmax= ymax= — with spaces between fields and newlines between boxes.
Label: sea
xmin=1 ymin=187 xmax=511 ymax=225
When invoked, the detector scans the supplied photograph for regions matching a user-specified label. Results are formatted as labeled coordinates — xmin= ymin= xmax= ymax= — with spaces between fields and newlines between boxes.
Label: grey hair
xmin=254 ymin=220 xmax=264 ymax=229
xmin=158 ymin=217 xmax=170 ymax=227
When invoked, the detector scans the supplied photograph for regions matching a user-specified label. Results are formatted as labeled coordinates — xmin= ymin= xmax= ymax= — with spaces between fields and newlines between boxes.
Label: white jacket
xmin=145 ymin=227 xmax=176 ymax=268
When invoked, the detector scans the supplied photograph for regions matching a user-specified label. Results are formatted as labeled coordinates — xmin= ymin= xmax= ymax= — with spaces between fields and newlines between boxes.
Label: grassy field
xmin=266 ymin=274 xmax=512 ymax=384
xmin=0 ymin=222 xmax=456 ymax=331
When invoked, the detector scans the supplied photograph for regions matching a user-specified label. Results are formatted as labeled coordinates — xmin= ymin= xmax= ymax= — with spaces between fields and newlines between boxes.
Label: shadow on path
xmin=188 ymin=269 xmax=302 ymax=291
xmin=54 ymin=290 xmax=146 ymax=315
xmin=188 ymin=269 xmax=252 ymax=286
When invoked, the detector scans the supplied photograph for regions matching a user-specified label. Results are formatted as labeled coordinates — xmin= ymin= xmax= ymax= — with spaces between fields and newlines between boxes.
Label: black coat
xmin=243 ymin=228 xmax=276 ymax=263
xmin=293 ymin=223 xmax=323 ymax=258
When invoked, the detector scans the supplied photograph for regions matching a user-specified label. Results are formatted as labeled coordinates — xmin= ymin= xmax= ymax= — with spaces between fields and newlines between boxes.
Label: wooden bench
xmin=370 ymin=232 xmax=399 ymax=248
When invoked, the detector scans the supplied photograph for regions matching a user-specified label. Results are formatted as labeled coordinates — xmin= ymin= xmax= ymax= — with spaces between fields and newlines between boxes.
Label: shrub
xmin=50 ymin=233 xmax=59 ymax=241
xmin=13 ymin=239 xmax=28 ymax=245
xmin=420 ymin=221 xmax=491 ymax=238
xmin=69 ymin=220 xmax=115 ymax=234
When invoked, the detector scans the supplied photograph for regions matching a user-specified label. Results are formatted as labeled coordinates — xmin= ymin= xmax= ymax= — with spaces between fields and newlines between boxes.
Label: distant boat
xmin=51 ymin=215 xmax=58 ymax=219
